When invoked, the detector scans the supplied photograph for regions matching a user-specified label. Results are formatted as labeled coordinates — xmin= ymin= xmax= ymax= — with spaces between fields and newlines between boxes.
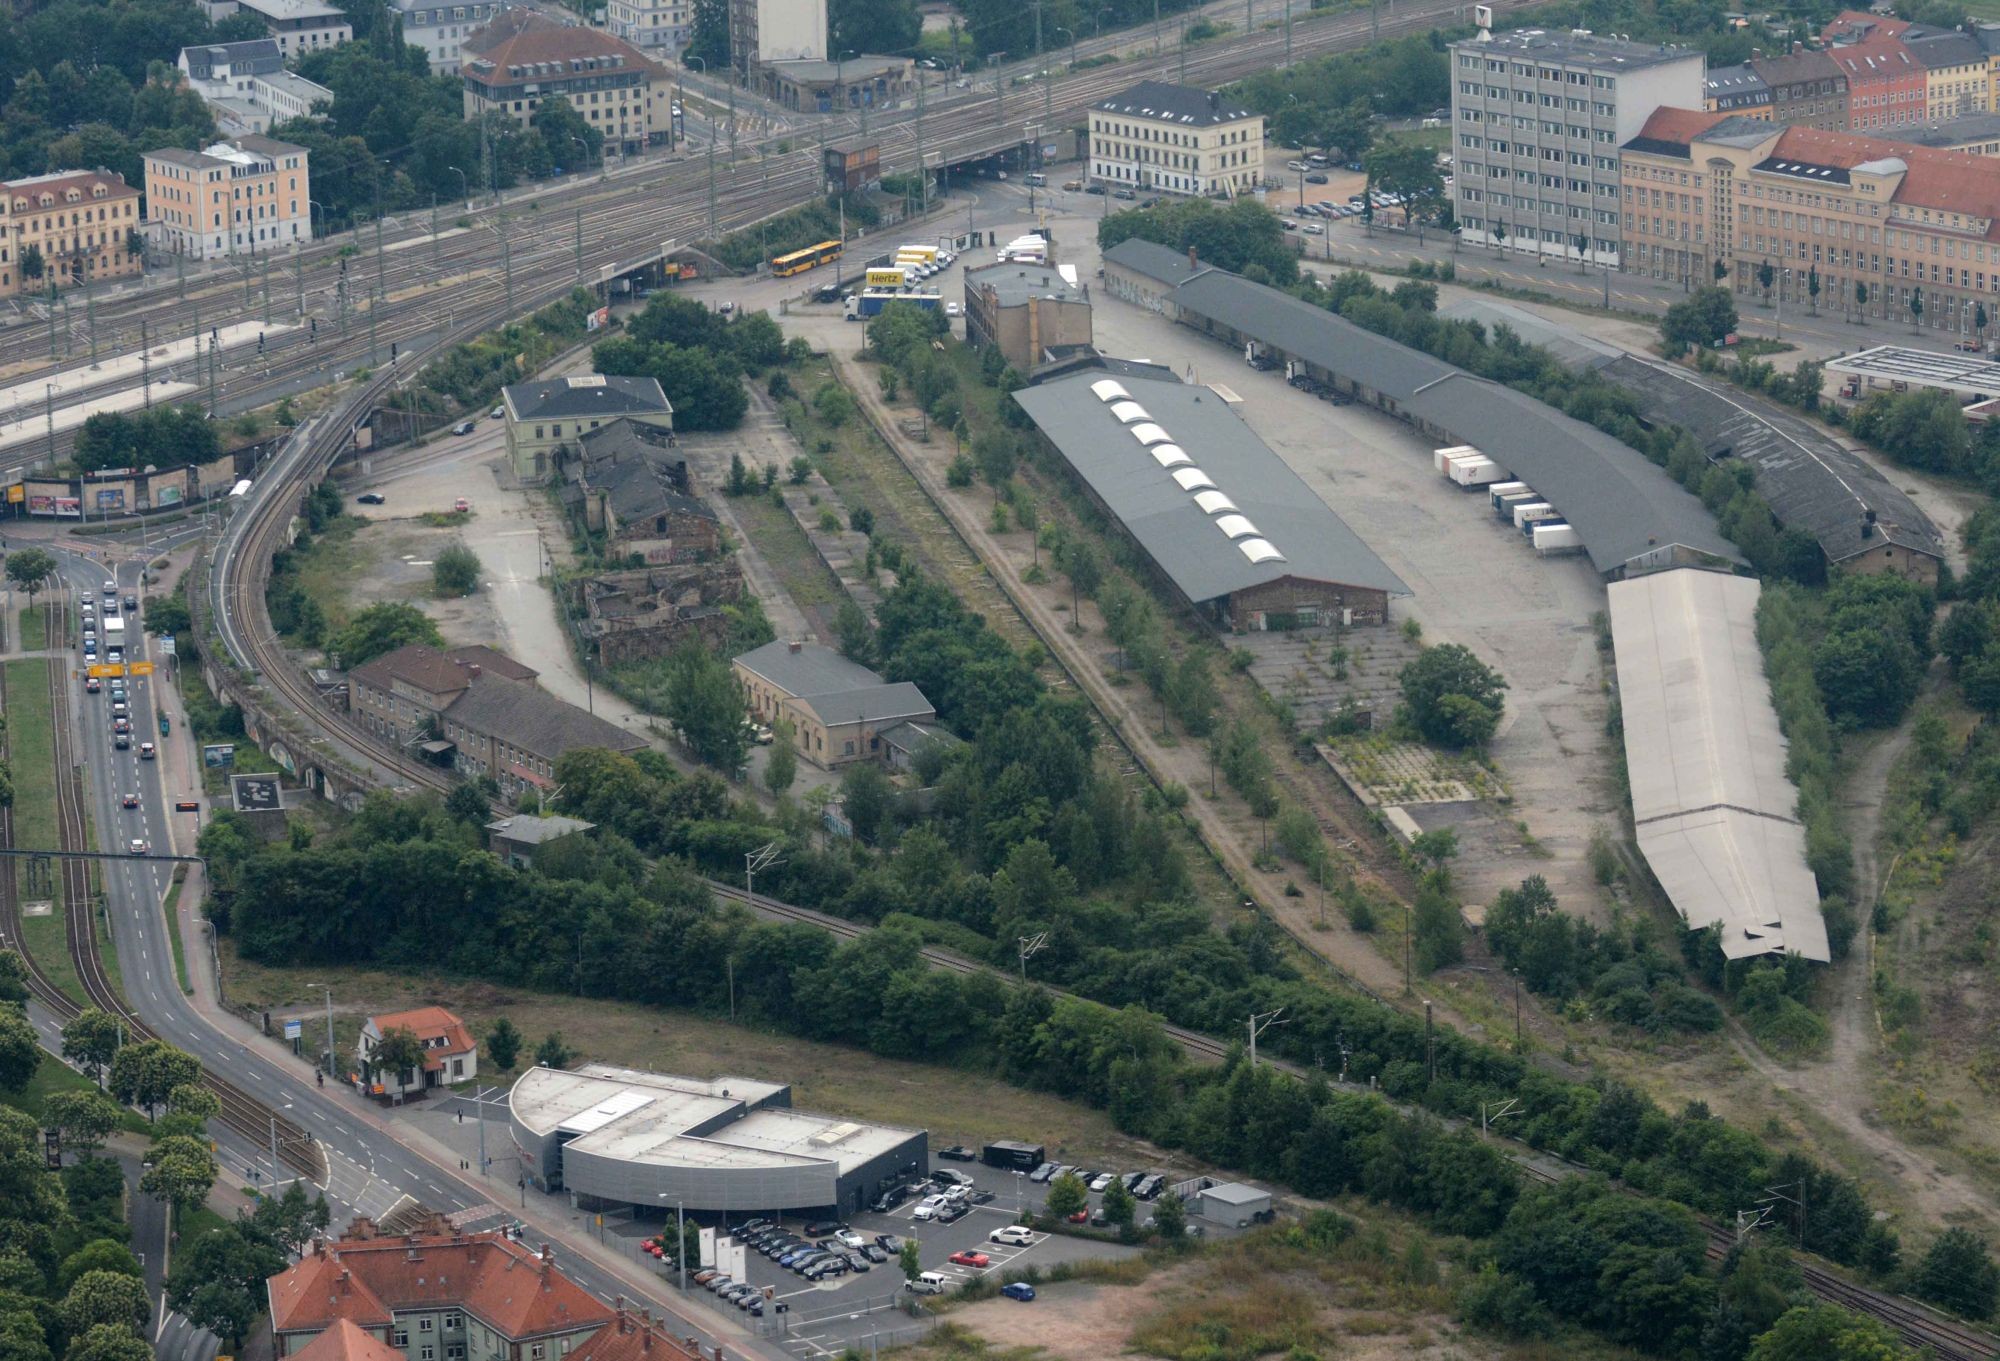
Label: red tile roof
xmin=367 ymin=1007 xmax=477 ymax=1070
xmin=1632 ymin=106 xmax=1733 ymax=148
xmin=269 ymin=1233 xmax=612 ymax=1342
xmin=1766 ymin=124 xmax=2000 ymax=235
xmin=290 ymin=1320 xmax=405 ymax=1361
xmin=461 ymin=11 xmax=662 ymax=85
xmin=1827 ymin=34 xmax=1919 ymax=83
xmin=1823 ymin=9 xmax=1910 ymax=40
xmin=567 ymin=1310 xmax=703 ymax=1361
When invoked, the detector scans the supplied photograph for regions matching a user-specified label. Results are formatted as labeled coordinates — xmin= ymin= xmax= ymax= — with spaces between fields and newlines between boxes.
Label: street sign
xmin=157 ymin=635 xmax=176 ymax=656
xmin=283 ymin=1019 xmax=302 ymax=1040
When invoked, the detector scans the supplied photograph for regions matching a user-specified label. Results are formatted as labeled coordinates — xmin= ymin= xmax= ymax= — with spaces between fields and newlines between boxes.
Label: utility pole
xmin=575 ymin=206 xmax=584 ymax=281
xmin=262 ymin=255 xmax=272 ymax=327
xmin=294 ymin=247 xmax=304 ymax=318
xmin=706 ymin=134 xmax=718 ymax=235
xmin=1285 ymin=0 xmax=1293 ymax=66
xmin=140 ymin=320 xmax=150 ymax=409
xmin=1424 ymin=999 xmax=1435 ymax=1082
xmin=319 ymin=984 xmax=335 ymax=1078
xmin=744 ymin=840 xmax=784 ymax=917
xmin=84 ymin=269 xmax=96 ymax=365
xmin=374 ymin=215 xmax=385 ymax=305
xmin=432 ymin=195 xmax=440 ymax=267
xmin=1017 ymin=932 xmax=1047 ymax=983
xmin=915 ymin=81 xmax=929 ymax=217
xmin=1248 ymin=1007 xmax=1286 ymax=1067
xmin=1480 ymin=1098 xmax=1519 ymax=1140
xmin=500 ymin=216 xmax=514 ymax=313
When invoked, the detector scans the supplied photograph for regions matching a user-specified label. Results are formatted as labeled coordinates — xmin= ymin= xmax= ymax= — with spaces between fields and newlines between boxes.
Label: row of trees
xmin=70 ymin=407 xmax=220 ymax=476
xmin=592 ymin=294 xmax=800 ymax=432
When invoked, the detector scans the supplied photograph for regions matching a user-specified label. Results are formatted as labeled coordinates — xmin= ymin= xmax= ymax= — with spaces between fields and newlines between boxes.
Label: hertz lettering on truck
xmin=866 ymin=268 xmax=907 ymax=287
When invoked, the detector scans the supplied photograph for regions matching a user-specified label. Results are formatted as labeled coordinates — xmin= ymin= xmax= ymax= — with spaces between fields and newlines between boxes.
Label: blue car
xmin=1001 ymin=1282 xmax=1036 ymax=1302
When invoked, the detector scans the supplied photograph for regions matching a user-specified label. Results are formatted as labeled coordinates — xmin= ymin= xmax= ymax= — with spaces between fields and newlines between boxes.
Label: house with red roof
xmin=357 ymin=1007 xmax=478 ymax=1100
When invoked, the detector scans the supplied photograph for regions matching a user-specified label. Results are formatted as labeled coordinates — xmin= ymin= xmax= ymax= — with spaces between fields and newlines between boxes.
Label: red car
xmin=1067 ymin=1209 xmax=1089 ymax=1224
xmin=947 ymin=1251 xmax=989 ymax=1269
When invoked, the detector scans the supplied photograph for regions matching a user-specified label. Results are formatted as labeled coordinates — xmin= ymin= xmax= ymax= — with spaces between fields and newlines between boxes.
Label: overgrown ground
xmin=5 ymin=658 xmax=82 ymax=1006
xmin=215 ymin=943 xmax=1167 ymax=1167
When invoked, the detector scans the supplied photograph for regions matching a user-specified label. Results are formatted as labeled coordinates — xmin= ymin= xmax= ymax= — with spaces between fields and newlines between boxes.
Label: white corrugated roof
xmin=1607 ymin=569 xmax=1828 ymax=962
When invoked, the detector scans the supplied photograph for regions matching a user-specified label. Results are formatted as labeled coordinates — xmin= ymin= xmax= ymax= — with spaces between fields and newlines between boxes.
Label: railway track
xmin=39 ymin=638 xmax=324 ymax=1180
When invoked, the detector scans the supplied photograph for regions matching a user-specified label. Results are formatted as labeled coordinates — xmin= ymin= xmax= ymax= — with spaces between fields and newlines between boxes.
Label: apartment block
xmin=460 ymin=12 xmax=672 ymax=154
xmin=0 ymin=170 xmax=143 ymax=298
xmin=201 ymin=0 xmax=351 ymax=58
xmin=1828 ymin=36 xmax=1921 ymax=132
xmin=1450 ymin=27 xmax=1705 ymax=266
xmin=141 ymin=136 xmax=310 ymax=260
xmin=729 ymin=0 xmax=826 ymax=76
xmin=392 ymin=0 xmax=504 ymax=74
xmin=1750 ymin=48 xmax=1847 ymax=130
xmin=1908 ymin=28 xmax=1990 ymax=118
xmin=1704 ymin=63 xmax=1772 ymax=117
xmin=1087 ymin=79 xmax=1265 ymax=198
xmin=605 ymin=0 xmax=689 ymax=55
xmin=1621 ymin=105 xmax=2000 ymax=341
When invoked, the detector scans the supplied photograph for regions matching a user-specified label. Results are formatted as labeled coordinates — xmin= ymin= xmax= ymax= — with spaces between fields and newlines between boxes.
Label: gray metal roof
xmin=503 ymin=373 xmax=671 ymax=421
xmin=1012 ymin=372 xmax=1410 ymax=604
xmin=1454 ymin=27 xmax=1699 ymax=71
xmin=1092 ymin=79 xmax=1257 ymax=126
xmin=1441 ymin=299 xmax=1941 ymax=566
xmin=1881 ymin=111 xmax=2000 ymax=147
xmin=1200 ymin=1182 xmax=1271 ymax=1205
xmin=443 ymin=674 xmax=646 ymax=759
xmin=1608 ymin=570 xmax=1828 ymax=962
xmin=1171 ymin=273 xmax=1738 ymax=575
xmin=486 ymin=813 xmax=595 ymax=844
xmin=1173 ymin=269 xmax=1459 ymax=404
xmin=1102 ymin=237 xmax=1209 ymax=288
xmin=734 ymin=640 xmax=886 ymax=697
xmin=1594 ymin=355 xmax=1942 ymax=565
xmin=794 ymin=682 xmax=936 ymax=728
xmin=180 ymin=39 xmax=283 ymax=77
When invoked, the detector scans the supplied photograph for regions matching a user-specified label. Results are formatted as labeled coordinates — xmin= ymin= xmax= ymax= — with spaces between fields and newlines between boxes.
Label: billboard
xmin=156 ymin=484 xmax=184 ymax=507
xmin=95 ymin=489 xmax=125 ymax=512
xmin=202 ymin=743 xmax=236 ymax=768
xmin=697 ymin=1226 xmax=715 ymax=1268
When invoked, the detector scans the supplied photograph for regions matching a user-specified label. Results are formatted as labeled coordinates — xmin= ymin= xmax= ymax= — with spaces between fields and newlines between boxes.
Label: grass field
xmin=216 ymin=945 xmax=1163 ymax=1167
xmin=163 ymin=874 xmax=192 ymax=993
xmin=728 ymin=491 xmax=847 ymax=610
xmin=15 ymin=605 xmax=43 ymax=651
xmin=4 ymin=659 xmax=84 ymax=1007
xmin=0 ymin=1051 xmax=146 ymax=1131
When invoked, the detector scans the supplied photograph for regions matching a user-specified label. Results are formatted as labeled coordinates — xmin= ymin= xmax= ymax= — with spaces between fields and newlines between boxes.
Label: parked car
xmin=876 ymin=1234 xmax=904 ymax=1253
xmin=1029 ymin=1162 xmax=1058 ymax=1183
xmin=490 ymin=405 xmax=505 ymax=419
xmin=936 ymin=1146 xmax=977 ymax=1162
xmin=451 ymin=421 xmax=476 ymax=436
xmin=989 ymin=1225 xmax=1034 ymax=1246
xmin=836 ymin=1228 xmax=867 ymax=1248
xmin=703 ymin=1275 xmax=732 ymax=1293
xmin=933 ymin=1168 xmax=975 ymax=1187
xmin=1306 ymin=172 xmax=1329 ymax=184
xmin=844 ymin=1252 xmax=871 ymax=1272
xmin=912 ymin=1200 xmax=941 ymax=1222
xmin=1001 ymin=1282 xmax=1037 ymax=1302
xmin=804 ymin=1220 xmax=845 ymax=1236
xmin=1303 ymin=224 xmax=1325 ymax=235
xmin=948 ymin=1251 xmax=990 ymax=1268
xmin=945 ymin=302 xmax=963 ymax=317
xmin=692 ymin=1269 xmax=720 ymax=1286
xmin=1136 ymin=1174 xmax=1166 ymax=1199
xmin=870 ymin=1185 xmax=911 ymax=1212
xmin=860 ymin=1244 xmax=888 ymax=1263
xmin=1113 ymin=188 xmax=1136 ymax=200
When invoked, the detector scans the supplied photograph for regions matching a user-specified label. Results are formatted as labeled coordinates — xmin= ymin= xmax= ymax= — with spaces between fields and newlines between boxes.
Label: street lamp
xmin=1056 ymin=25 xmax=1075 ymax=72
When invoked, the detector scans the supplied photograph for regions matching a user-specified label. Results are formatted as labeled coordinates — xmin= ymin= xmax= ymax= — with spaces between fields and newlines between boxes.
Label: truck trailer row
xmin=1433 ymin=449 xmax=1584 ymax=557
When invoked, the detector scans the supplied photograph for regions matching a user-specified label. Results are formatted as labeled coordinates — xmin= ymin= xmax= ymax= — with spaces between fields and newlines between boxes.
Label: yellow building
xmin=141 ymin=136 xmax=310 ymax=261
xmin=0 ymin=170 xmax=143 ymax=298
xmin=732 ymin=639 xmax=938 ymax=771
xmin=1908 ymin=29 xmax=1990 ymax=119
xmin=1088 ymin=79 xmax=1265 ymax=199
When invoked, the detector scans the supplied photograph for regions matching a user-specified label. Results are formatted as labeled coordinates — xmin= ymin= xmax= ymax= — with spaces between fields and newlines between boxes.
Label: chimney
xmin=468 ymin=663 xmax=482 ymax=678
xmin=787 ymin=639 xmax=802 ymax=653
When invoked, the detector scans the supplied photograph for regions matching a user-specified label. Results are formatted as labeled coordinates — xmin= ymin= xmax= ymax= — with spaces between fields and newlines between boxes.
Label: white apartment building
xmin=202 ymin=0 xmax=352 ymax=56
xmin=606 ymin=0 xmax=689 ymax=55
xmin=1449 ymin=26 xmax=1705 ymax=265
xmin=179 ymin=44 xmax=332 ymax=133
xmin=1087 ymin=80 xmax=1265 ymax=198
xmin=393 ymin=0 xmax=505 ymax=74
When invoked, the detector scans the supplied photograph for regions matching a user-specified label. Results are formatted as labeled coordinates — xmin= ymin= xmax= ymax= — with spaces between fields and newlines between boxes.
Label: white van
xmin=907 ymin=1272 xmax=949 ymax=1295
xmin=1025 ymin=172 xmax=1046 ymax=187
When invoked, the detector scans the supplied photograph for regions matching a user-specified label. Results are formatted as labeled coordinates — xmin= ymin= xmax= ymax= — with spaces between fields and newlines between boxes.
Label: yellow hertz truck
xmin=866 ymin=266 xmax=910 ymax=288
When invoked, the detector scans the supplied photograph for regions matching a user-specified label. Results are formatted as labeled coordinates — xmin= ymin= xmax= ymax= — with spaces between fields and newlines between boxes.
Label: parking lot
xmin=650 ymin=1152 xmax=1155 ymax=1357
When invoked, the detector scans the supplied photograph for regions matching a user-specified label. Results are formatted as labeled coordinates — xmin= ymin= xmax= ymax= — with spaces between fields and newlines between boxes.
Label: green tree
xmin=1399 ymin=644 xmax=1507 ymax=749
xmin=5 ymin=548 xmax=55 ymax=603
xmin=484 ymin=1017 xmax=522 ymax=1071
xmin=56 ymin=1242 xmax=141 ymax=1295
xmin=0 ymin=1010 xmax=37 ymax=1094
xmin=1855 ymin=278 xmax=1869 ymax=315
xmin=328 ymin=602 xmax=443 ymax=668
xmin=1151 ymin=1191 xmax=1187 ymax=1242
xmin=63 ymin=1324 xmax=151 ymax=1361
xmin=58 ymin=1271 xmax=149 ymax=1337
xmin=444 ymin=782 xmax=491 ymax=826
xmin=364 ymin=1025 xmax=425 ymax=1090
xmin=898 ymin=1238 xmax=922 ymax=1282
xmin=109 ymin=1041 xmax=200 ymax=1121
xmin=833 ymin=598 xmax=873 ymax=662
xmin=1365 ymin=139 xmax=1446 ymax=226
xmin=432 ymin=543 xmax=482 ymax=597
xmin=141 ymin=596 xmax=191 ymax=637
xmin=764 ymin=718 xmax=798 ymax=797
xmin=841 ymin=761 xmax=894 ymax=845
xmin=0 ymin=950 xmax=24 ymax=1004
xmin=19 ymin=246 xmax=42 ymax=283
xmin=1102 ymin=1177 xmax=1137 ymax=1230
xmin=830 ymin=0 xmax=919 ymax=52
xmin=1058 ymin=538 xmax=1104 ymax=619
xmin=534 ymin=1031 xmax=573 ymax=1069
xmin=812 ymin=381 xmax=855 ymax=427
xmin=139 ymin=1135 xmax=216 ymax=1219
xmin=1748 ymin=1305 xmax=1912 ymax=1361
xmin=663 ymin=642 xmax=749 ymax=771
xmin=42 ymin=1092 xmax=122 ymax=1156
xmin=247 ymin=1180 xmax=332 ymax=1258
xmin=1661 ymin=287 xmax=1738 ymax=355
xmin=1045 ymin=1170 xmax=1088 ymax=1220
xmin=1807 ymin=266 xmax=1820 ymax=315
xmin=166 ymin=1221 xmax=286 ymax=1348
xmin=1912 ymin=1228 xmax=1999 ymax=1320
xmin=1412 ymin=880 xmax=1464 ymax=972
xmin=684 ymin=0 xmax=727 ymax=67
xmin=1756 ymin=259 xmax=1775 ymax=304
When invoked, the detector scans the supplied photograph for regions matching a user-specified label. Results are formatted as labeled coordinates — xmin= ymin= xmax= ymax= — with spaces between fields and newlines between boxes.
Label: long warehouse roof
xmin=1012 ymin=371 xmax=1410 ymax=605
xmin=1607 ymin=569 xmax=1828 ymax=962
xmin=1166 ymin=269 xmax=1742 ymax=575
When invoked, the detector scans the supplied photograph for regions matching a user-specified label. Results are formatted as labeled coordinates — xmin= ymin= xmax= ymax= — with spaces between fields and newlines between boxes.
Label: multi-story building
xmin=391 ymin=0 xmax=505 ymax=74
xmin=1822 ymin=8 xmax=1909 ymax=45
xmin=962 ymin=259 xmax=1094 ymax=370
xmin=1750 ymin=48 xmax=1847 ymax=130
xmin=0 ymin=170 xmax=144 ymax=298
xmin=201 ymin=0 xmax=352 ymax=58
xmin=141 ymin=136 xmax=310 ymax=260
xmin=1908 ymin=28 xmax=1992 ymax=119
xmin=1086 ymin=79 xmax=1265 ymax=198
xmin=460 ymin=14 xmax=673 ymax=155
xmin=177 ymin=39 xmax=282 ymax=100
xmin=1621 ymin=105 xmax=2000 ymax=340
xmin=1827 ymin=35 xmax=1922 ymax=132
xmin=1704 ymin=62 xmax=1772 ymax=117
xmin=728 ymin=0 xmax=825 ymax=78
xmin=605 ymin=0 xmax=689 ymax=56
xmin=1450 ymin=28 xmax=1704 ymax=265
xmin=500 ymin=373 xmax=673 ymax=483
xmin=1881 ymin=110 xmax=2000 ymax=155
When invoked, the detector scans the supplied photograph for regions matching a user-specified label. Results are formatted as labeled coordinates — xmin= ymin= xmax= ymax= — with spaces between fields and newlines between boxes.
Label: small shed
xmin=1197 ymin=1181 xmax=1272 ymax=1227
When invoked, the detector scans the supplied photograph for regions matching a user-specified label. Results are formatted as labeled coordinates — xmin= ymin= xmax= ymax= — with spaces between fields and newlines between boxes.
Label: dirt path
xmin=803 ymin=318 xmax=1420 ymax=1010
xmin=1724 ymin=708 xmax=2000 ymax=1229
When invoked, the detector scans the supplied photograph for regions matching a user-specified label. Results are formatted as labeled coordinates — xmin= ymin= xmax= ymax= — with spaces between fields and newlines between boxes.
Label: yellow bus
xmin=770 ymin=240 xmax=844 ymax=276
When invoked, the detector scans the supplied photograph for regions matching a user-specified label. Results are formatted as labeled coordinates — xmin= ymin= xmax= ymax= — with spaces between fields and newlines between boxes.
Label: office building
xmin=201 ymin=0 xmax=352 ymax=58
xmin=142 ymin=136 xmax=310 ymax=260
xmin=1829 ymin=34 xmax=1925 ymax=132
xmin=1086 ymin=79 xmax=1265 ymax=198
xmin=179 ymin=43 xmax=331 ymax=134
xmin=393 ymin=0 xmax=506 ymax=74
xmin=1450 ymin=27 xmax=1705 ymax=265
xmin=460 ymin=13 xmax=674 ymax=155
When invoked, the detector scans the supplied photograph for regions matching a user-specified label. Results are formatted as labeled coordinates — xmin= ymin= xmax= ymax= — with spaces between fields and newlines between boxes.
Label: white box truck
xmin=1487 ymin=481 xmax=1530 ymax=506
xmin=1532 ymin=522 xmax=1584 ymax=555
xmin=1433 ymin=444 xmax=1479 ymax=474
xmin=1494 ymin=490 xmax=1538 ymax=520
xmin=1512 ymin=502 xmax=1558 ymax=530
xmin=1448 ymin=457 xmax=1504 ymax=488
